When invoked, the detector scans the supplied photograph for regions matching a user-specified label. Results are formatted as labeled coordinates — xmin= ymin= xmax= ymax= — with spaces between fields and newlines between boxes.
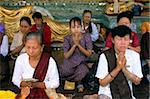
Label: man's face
xmin=33 ymin=18 xmax=42 ymax=26
xmin=112 ymin=35 xmax=130 ymax=52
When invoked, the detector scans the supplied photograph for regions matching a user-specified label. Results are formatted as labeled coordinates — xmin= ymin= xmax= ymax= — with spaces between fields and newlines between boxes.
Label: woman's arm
xmin=43 ymin=57 xmax=59 ymax=89
xmin=77 ymin=44 xmax=92 ymax=57
xmin=64 ymin=45 xmax=76 ymax=59
xmin=0 ymin=35 xmax=8 ymax=56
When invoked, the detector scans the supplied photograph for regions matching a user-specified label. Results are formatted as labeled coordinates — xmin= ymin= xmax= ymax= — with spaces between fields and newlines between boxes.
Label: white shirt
xmin=0 ymin=35 xmax=8 ymax=56
xmin=10 ymin=31 xmax=26 ymax=54
xmin=12 ymin=53 xmax=60 ymax=89
xmin=95 ymin=49 xmax=143 ymax=99
xmin=82 ymin=22 xmax=99 ymax=41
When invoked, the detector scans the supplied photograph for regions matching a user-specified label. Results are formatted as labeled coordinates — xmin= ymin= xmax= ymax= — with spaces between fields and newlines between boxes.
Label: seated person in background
xmin=0 ymin=23 xmax=9 ymax=81
xmin=140 ymin=21 xmax=150 ymax=79
xmin=31 ymin=12 xmax=51 ymax=53
xmin=12 ymin=32 xmax=59 ymax=98
xmin=10 ymin=16 xmax=31 ymax=58
xmin=59 ymin=17 xmax=93 ymax=92
xmin=96 ymin=25 xmax=143 ymax=99
xmin=105 ymin=11 xmax=140 ymax=53
xmin=82 ymin=10 xmax=99 ymax=42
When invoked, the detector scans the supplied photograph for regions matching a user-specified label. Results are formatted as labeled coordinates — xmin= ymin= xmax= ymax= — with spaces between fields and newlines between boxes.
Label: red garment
xmin=105 ymin=32 xmax=140 ymax=48
xmin=31 ymin=23 xmax=51 ymax=48
xmin=27 ymin=52 xmax=51 ymax=99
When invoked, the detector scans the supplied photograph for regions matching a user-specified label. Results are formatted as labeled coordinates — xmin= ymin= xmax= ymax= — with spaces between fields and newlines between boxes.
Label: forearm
xmin=64 ymin=45 xmax=76 ymax=59
xmin=122 ymin=68 xmax=141 ymax=85
xmin=100 ymin=67 xmax=121 ymax=86
xmin=11 ymin=44 xmax=24 ymax=55
xmin=77 ymin=44 xmax=92 ymax=57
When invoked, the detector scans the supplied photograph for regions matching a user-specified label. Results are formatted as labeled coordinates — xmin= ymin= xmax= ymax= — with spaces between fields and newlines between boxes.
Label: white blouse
xmin=0 ymin=35 xmax=8 ymax=56
xmin=12 ymin=53 xmax=60 ymax=89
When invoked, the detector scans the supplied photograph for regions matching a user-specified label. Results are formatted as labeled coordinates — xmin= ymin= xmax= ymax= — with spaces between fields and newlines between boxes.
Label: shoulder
xmin=126 ymin=49 xmax=139 ymax=57
xmin=64 ymin=35 xmax=71 ymax=40
xmin=17 ymin=53 xmax=28 ymax=60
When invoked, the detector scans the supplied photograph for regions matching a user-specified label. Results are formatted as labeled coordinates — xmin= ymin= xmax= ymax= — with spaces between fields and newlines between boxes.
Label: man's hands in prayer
xmin=117 ymin=52 xmax=126 ymax=70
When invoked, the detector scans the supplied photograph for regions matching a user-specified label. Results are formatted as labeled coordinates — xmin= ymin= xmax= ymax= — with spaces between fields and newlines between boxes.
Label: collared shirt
xmin=95 ymin=49 xmax=143 ymax=99
xmin=12 ymin=53 xmax=60 ymax=89
xmin=82 ymin=22 xmax=99 ymax=42
xmin=0 ymin=35 xmax=8 ymax=56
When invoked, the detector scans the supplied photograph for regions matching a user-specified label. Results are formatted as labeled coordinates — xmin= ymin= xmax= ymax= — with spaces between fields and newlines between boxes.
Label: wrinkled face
xmin=118 ymin=17 xmax=130 ymax=27
xmin=25 ymin=38 xmax=42 ymax=57
xmin=83 ymin=12 xmax=92 ymax=24
xmin=20 ymin=20 xmax=31 ymax=34
xmin=112 ymin=35 xmax=130 ymax=52
xmin=33 ymin=18 xmax=42 ymax=26
xmin=70 ymin=21 xmax=81 ymax=34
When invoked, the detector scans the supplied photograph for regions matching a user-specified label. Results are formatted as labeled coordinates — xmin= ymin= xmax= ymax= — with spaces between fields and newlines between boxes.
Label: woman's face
xmin=112 ymin=35 xmax=130 ymax=53
xmin=70 ymin=21 xmax=81 ymax=34
xmin=83 ymin=12 xmax=92 ymax=24
xmin=25 ymin=38 xmax=42 ymax=57
xmin=118 ymin=17 xmax=130 ymax=27
xmin=20 ymin=20 xmax=31 ymax=34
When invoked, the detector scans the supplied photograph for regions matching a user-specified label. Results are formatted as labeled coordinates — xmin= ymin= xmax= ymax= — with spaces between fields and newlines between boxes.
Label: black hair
xmin=111 ymin=25 xmax=131 ymax=39
xmin=69 ymin=17 xmax=81 ymax=27
xmin=99 ymin=23 xmax=111 ymax=38
xmin=20 ymin=16 xmax=31 ymax=26
xmin=83 ymin=10 xmax=92 ymax=16
xmin=117 ymin=11 xmax=132 ymax=23
xmin=32 ymin=12 xmax=42 ymax=19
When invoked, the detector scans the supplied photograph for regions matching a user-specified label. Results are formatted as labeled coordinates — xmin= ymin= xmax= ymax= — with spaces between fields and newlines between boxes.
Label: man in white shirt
xmin=96 ymin=25 xmax=143 ymax=99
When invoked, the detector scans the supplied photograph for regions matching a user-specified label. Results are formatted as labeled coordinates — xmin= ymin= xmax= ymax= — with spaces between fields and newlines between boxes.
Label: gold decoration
xmin=0 ymin=6 xmax=69 ymax=42
xmin=105 ymin=1 xmax=144 ymax=15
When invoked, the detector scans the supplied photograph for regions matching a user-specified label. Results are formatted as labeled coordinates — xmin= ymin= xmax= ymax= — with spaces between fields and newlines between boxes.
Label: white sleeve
xmin=91 ymin=23 xmax=99 ymax=41
xmin=95 ymin=53 xmax=109 ymax=79
xmin=132 ymin=53 xmax=143 ymax=78
xmin=10 ymin=34 xmax=18 ymax=51
xmin=12 ymin=56 xmax=23 ymax=88
xmin=44 ymin=57 xmax=60 ymax=89
xmin=0 ymin=35 xmax=8 ymax=56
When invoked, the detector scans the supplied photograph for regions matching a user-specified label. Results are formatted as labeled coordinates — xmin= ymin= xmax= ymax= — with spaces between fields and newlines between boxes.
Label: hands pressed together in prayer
xmin=72 ymin=33 xmax=81 ymax=47
xmin=116 ymin=52 xmax=126 ymax=70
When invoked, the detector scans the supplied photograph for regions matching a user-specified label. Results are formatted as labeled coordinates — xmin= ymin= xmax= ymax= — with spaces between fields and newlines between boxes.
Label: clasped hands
xmin=116 ymin=52 xmax=127 ymax=71
xmin=72 ymin=33 xmax=81 ymax=46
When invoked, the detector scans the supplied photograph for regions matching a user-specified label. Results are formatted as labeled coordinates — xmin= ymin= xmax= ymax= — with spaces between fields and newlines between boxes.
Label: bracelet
xmin=109 ymin=73 xmax=114 ymax=78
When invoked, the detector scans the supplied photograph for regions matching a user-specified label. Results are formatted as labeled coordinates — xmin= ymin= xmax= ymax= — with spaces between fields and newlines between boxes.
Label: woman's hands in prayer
xmin=73 ymin=33 xmax=81 ymax=46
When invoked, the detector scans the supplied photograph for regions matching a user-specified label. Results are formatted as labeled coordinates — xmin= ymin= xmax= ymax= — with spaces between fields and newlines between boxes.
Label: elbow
xmin=64 ymin=54 xmax=69 ymax=59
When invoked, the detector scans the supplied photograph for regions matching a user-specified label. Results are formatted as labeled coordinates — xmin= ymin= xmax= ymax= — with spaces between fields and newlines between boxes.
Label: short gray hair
xmin=25 ymin=32 xmax=43 ymax=45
